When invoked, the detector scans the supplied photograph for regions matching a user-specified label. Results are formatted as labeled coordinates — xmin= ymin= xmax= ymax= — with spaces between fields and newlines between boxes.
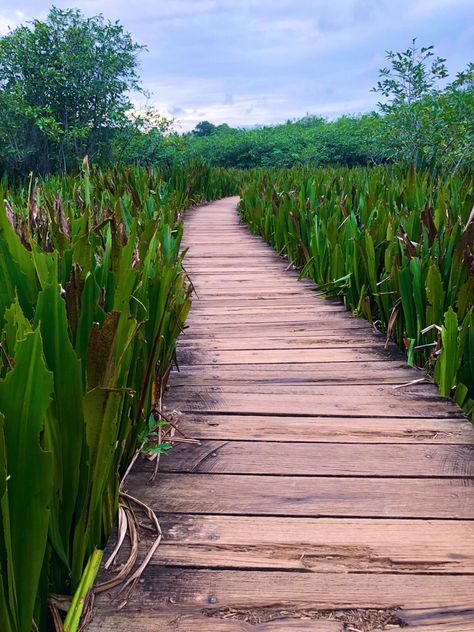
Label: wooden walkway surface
xmin=91 ymin=197 xmax=474 ymax=631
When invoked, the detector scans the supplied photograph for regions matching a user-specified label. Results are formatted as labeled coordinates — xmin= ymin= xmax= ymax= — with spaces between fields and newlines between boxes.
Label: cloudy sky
xmin=0 ymin=0 xmax=473 ymax=130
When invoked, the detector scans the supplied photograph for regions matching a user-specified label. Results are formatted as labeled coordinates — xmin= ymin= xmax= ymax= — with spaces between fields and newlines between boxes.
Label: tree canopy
xmin=372 ymin=39 xmax=474 ymax=173
xmin=0 ymin=7 xmax=144 ymax=173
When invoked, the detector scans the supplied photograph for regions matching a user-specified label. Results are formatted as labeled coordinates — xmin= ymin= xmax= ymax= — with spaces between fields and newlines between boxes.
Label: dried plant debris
xmin=202 ymin=606 xmax=407 ymax=630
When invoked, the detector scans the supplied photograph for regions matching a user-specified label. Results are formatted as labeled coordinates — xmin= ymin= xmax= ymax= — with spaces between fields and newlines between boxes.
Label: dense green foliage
xmin=179 ymin=40 xmax=473 ymax=173
xmin=0 ymin=162 xmax=238 ymax=631
xmin=239 ymin=166 xmax=474 ymax=419
xmin=180 ymin=115 xmax=385 ymax=169
xmin=0 ymin=8 xmax=143 ymax=174
xmin=372 ymin=40 xmax=474 ymax=174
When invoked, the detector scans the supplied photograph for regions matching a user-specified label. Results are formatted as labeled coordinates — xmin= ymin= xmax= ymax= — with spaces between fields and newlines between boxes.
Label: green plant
xmin=239 ymin=164 xmax=474 ymax=419
xmin=0 ymin=161 xmax=238 ymax=631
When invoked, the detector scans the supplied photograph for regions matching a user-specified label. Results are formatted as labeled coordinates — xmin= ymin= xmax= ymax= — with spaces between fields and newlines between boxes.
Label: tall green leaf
xmin=0 ymin=330 xmax=54 ymax=632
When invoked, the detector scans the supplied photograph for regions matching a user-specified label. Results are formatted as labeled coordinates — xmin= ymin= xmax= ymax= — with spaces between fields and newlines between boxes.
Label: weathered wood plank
xmin=176 ymin=347 xmax=405 ymax=364
xmin=189 ymin=296 xmax=325 ymax=305
xmin=176 ymin=413 xmax=474 ymax=443
xmin=128 ymin=473 xmax=474 ymax=518
xmin=92 ymin=568 xmax=474 ymax=611
xmin=165 ymin=389 xmax=462 ymax=418
xmin=401 ymin=609 xmax=474 ymax=630
xmin=170 ymin=383 xmax=438 ymax=396
xmin=189 ymin=307 xmax=345 ymax=318
xmin=157 ymin=440 xmax=474 ymax=477
xmin=169 ymin=362 xmax=425 ymax=386
xmin=183 ymin=320 xmax=371 ymax=335
xmin=177 ymin=333 xmax=388 ymax=350
xmin=88 ymin=613 xmax=344 ymax=631
xmin=142 ymin=514 xmax=474 ymax=574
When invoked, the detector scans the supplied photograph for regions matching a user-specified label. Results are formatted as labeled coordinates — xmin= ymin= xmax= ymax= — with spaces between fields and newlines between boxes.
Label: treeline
xmin=181 ymin=41 xmax=473 ymax=174
xmin=179 ymin=115 xmax=385 ymax=169
xmin=0 ymin=10 xmax=472 ymax=176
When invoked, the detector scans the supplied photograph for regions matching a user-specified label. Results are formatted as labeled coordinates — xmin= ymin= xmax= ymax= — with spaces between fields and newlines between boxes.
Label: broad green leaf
xmin=0 ymin=330 xmax=54 ymax=632
xmin=435 ymin=307 xmax=459 ymax=396
xmin=34 ymin=284 xmax=86 ymax=583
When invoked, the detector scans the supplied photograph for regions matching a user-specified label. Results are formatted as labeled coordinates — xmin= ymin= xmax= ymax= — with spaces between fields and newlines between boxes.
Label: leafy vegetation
xmin=180 ymin=40 xmax=473 ymax=174
xmin=239 ymin=165 xmax=474 ymax=419
xmin=180 ymin=115 xmax=385 ymax=169
xmin=0 ymin=7 xmax=144 ymax=174
xmin=0 ymin=160 xmax=238 ymax=631
xmin=372 ymin=39 xmax=474 ymax=174
xmin=1 ymin=11 xmax=471 ymax=178
xmin=0 ymin=6 xmax=472 ymax=627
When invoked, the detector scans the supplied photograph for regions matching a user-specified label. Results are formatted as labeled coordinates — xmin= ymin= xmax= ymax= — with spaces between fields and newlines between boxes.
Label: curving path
xmin=91 ymin=197 xmax=474 ymax=631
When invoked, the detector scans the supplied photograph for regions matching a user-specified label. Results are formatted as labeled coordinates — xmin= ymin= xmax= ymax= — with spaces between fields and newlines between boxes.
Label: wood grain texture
xmin=88 ymin=613 xmax=344 ymax=631
xmin=157 ymin=440 xmax=474 ymax=476
xmin=176 ymin=413 xmax=474 ymax=443
xmin=148 ymin=514 xmax=474 ymax=573
xmin=128 ymin=472 xmax=474 ymax=518
xmin=93 ymin=568 xmax=474 ymax=611
xmin=88 ymin=197 xmax=474 ymax=631
xmin=165 ymin=388 xmax=461 ymax=418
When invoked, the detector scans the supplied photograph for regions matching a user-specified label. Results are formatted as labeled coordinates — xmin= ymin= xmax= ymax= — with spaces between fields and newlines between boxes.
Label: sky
xmin=0 ymin=0 xmax=473 ymax=131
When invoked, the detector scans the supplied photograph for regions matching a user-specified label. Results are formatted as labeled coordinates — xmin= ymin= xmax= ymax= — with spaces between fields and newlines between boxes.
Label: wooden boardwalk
xmin=91 ymin=197 xmax=474 ymax=631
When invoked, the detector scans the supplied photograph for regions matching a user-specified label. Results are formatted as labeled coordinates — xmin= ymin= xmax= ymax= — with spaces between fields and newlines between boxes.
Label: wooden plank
xmin=157 ymin=441 xmax=474 ymax=477
xmin=169 ymin=362 xmax=424 ymax=385
xmin=166 ymin=389 xmax=461 ymax=418
xmin=190 ymin=279 xmax=316 ymax=288
xmin=127 ymin=473 xmax=474 ymax=518
xmin=145 ymin=514 xmax=474 ymax=574
xmin=183 ymin=320 xmax=371 ymax=335
xmin=169 ymin=383 xmax=439 ymax=396
xmin=88 ymin=613 xmax=344 ymax=631
xmin=177 ymin=333 xmax=387 ymax=349
xmin=189 ymin=304 xmax=344 ymax=315
xmin=188 ymin=305 xmax=330 ymax=313
xmin=401 ymin=609 xmax=474 ymax=630
xmin=190 ymin=284 xmax=320 ymax=293
xmin=92 ymin=568 xmax=474 ymax=611
xmin=190 ymin=270 xmax=302 ymax=276
xmin=183 ymin=249 xmax=275 ymax=254
xmin=189 ymin=272 xmax=314 ymax=280
xmin=176 ymin=413 xmax=474 ymax=443
xmin=187 ymin=262 xmax=297 ymax=268
xmin=189 ymin=295 xmax=329 ymax=302
xmin=186 ymin=272 xmax=308 ymax=280
xmin=192 ymin=294 xmax=326 ymax=302
xmin=170 ymin=360 xmax=414 ymax=376
xmin=177 ymin=347 xmax=404 ymax=364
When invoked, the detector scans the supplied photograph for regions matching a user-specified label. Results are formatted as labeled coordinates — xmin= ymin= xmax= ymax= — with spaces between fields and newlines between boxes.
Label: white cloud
xmin=1 ymin=0 xmax=473 ymax=128
xmin=0 ymin=10 xmax=26 ymax=34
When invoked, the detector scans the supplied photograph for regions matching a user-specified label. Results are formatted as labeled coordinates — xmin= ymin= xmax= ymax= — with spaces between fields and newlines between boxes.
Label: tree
xmin=111 ymin=105 xmax=177 ymax=166
xmin=0 ymin=7 xmax=144 ymax=173
xmin=192 ymin=121 xmax=216 ymax=137
xmin=372 ymin=39 xmax=448 ymax=167
xmin=373 ymin=39 xmax=473 ymax=172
